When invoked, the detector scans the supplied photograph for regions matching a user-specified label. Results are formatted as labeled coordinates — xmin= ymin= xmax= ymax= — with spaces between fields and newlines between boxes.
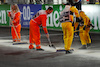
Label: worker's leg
xmin=11 ymin=26 xmax=17 ymax=42
xmin=79 ymin=26 xmax=87 ymax=45
xmin=29 ymin=20 xmax=41 ymax=49
xmin=16 ymin=24 xmax=21 ymax=42
xmin=62 ymin=22 xmax=74 ymax=51
xmin=85 ymin=29 xmax=91 ymax=47
xmin=65 ymin=23 xmax=74 ymax=50
xmin=29 ymin=20 xmax=35 ymax=49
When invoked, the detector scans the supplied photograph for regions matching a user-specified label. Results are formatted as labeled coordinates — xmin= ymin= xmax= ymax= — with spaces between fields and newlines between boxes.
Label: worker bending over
xmin=29 ymin=7 xmax=53 ymax=51
xmin=79 ymin=11 xmax=93 ymax=49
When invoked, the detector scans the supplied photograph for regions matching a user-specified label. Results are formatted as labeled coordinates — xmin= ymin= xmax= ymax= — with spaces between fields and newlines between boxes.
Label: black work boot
xmin=36 ymin=48 xmax=44 ymax=51
xmin=65 ymin=50 xmax=73 ymax=54
xmin=87 ymin=43 xmax=91 ymax=47
xmin=79 ymin=45 xmax=87 ymax=49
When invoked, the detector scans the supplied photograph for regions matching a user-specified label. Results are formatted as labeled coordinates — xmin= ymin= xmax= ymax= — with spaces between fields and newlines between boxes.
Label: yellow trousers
xmin=79 ymin=26 xmax=91 ymax=45
xmin=61 ymin=22 xmax=74 ymax=50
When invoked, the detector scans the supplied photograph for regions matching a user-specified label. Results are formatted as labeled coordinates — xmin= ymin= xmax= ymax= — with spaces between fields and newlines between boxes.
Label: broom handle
xmin=74 ymin=29 xmax=83 ymax=33
xmin=10 ymin=17 xmax=19 ymax=40
xmin=48 ymin=37 xmax=52 ymax=45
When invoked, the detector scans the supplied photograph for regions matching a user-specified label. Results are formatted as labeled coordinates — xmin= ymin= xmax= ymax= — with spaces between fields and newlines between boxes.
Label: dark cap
xmin=47 ymin=7 xmax=53 ymax=10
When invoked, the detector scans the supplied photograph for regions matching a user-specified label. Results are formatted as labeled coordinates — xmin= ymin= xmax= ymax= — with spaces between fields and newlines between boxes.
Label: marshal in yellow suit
xmin=79 ymin=11 xmax=91 ymax=49
xmin=60 ymin=4 xmax=80 ymax=53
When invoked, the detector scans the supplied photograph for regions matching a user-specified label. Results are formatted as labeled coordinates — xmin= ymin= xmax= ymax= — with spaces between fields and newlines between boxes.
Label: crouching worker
xmin=29 ymin=7 xmax=53 ymax=51
xmin=79 ymin=11 xmax=92 ymax=49
xmin=59 ymin=3 xmax=80 ymax=54
xmin=8 ymin=4 xmax=21 ymax=42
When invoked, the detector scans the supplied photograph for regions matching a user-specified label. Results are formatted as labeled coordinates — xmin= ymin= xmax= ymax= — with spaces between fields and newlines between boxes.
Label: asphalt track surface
xmin=0 ymin=27 xmax=100 ymax=67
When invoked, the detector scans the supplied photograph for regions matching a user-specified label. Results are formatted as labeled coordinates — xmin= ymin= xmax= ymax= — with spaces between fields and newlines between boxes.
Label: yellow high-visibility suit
xmin=60 ymin=6 xmax=80 ymax=50
xmin=61 ymin=15 xmax=74 ymax=50
xmin=79 ymin=11 xmax=91 ymax=46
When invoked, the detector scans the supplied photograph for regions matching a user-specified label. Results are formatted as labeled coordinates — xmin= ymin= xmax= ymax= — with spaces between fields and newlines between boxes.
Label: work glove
xmin=83 ymin=26 xmax=86 ymax=30
xmin=90 ymin=24 xmax=95 ymax=28
xmin=76 ymin=17 xmax=81 ymax=22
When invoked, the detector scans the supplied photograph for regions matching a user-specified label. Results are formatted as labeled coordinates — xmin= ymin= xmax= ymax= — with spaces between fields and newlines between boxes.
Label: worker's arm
xmin=83 ymin=17 xmax=88 ymax=30
xmin=70 ymin=6 xmax=80 ymax=18
xmin=70 ymin=6 xmax=82 ymax=23
xmin=40 ymin=14 xmax=49 ymax=38
xmin=40 ymin=14 xmax=48 ymax=34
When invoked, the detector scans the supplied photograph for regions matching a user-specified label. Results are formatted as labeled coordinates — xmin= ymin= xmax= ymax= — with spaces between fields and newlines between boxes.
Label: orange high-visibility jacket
xmin=8 ymin=11 xmax=21 ymax=41
xmin=8 ymin=11 xmax=21 ymax=26
xmin=32 ymin=10 xmax=48 ymax=34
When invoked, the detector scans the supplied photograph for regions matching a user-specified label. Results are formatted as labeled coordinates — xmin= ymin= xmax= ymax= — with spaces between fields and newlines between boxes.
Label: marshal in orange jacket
xmin=29 ymin=10 xmax=48 ymax=49
xmin=8 ymin=11 xmax=21 ymax=42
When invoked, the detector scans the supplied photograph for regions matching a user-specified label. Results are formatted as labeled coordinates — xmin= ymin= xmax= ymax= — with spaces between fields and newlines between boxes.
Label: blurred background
xmin=0 ymin=0 xmax=99 ymax=4
xmin=0 ymin=0 xmax=100 ymax=33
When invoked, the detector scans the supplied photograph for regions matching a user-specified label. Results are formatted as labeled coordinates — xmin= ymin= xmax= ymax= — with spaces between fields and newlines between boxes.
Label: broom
xmin=10 ymin=17 xmax=28 ymax=45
